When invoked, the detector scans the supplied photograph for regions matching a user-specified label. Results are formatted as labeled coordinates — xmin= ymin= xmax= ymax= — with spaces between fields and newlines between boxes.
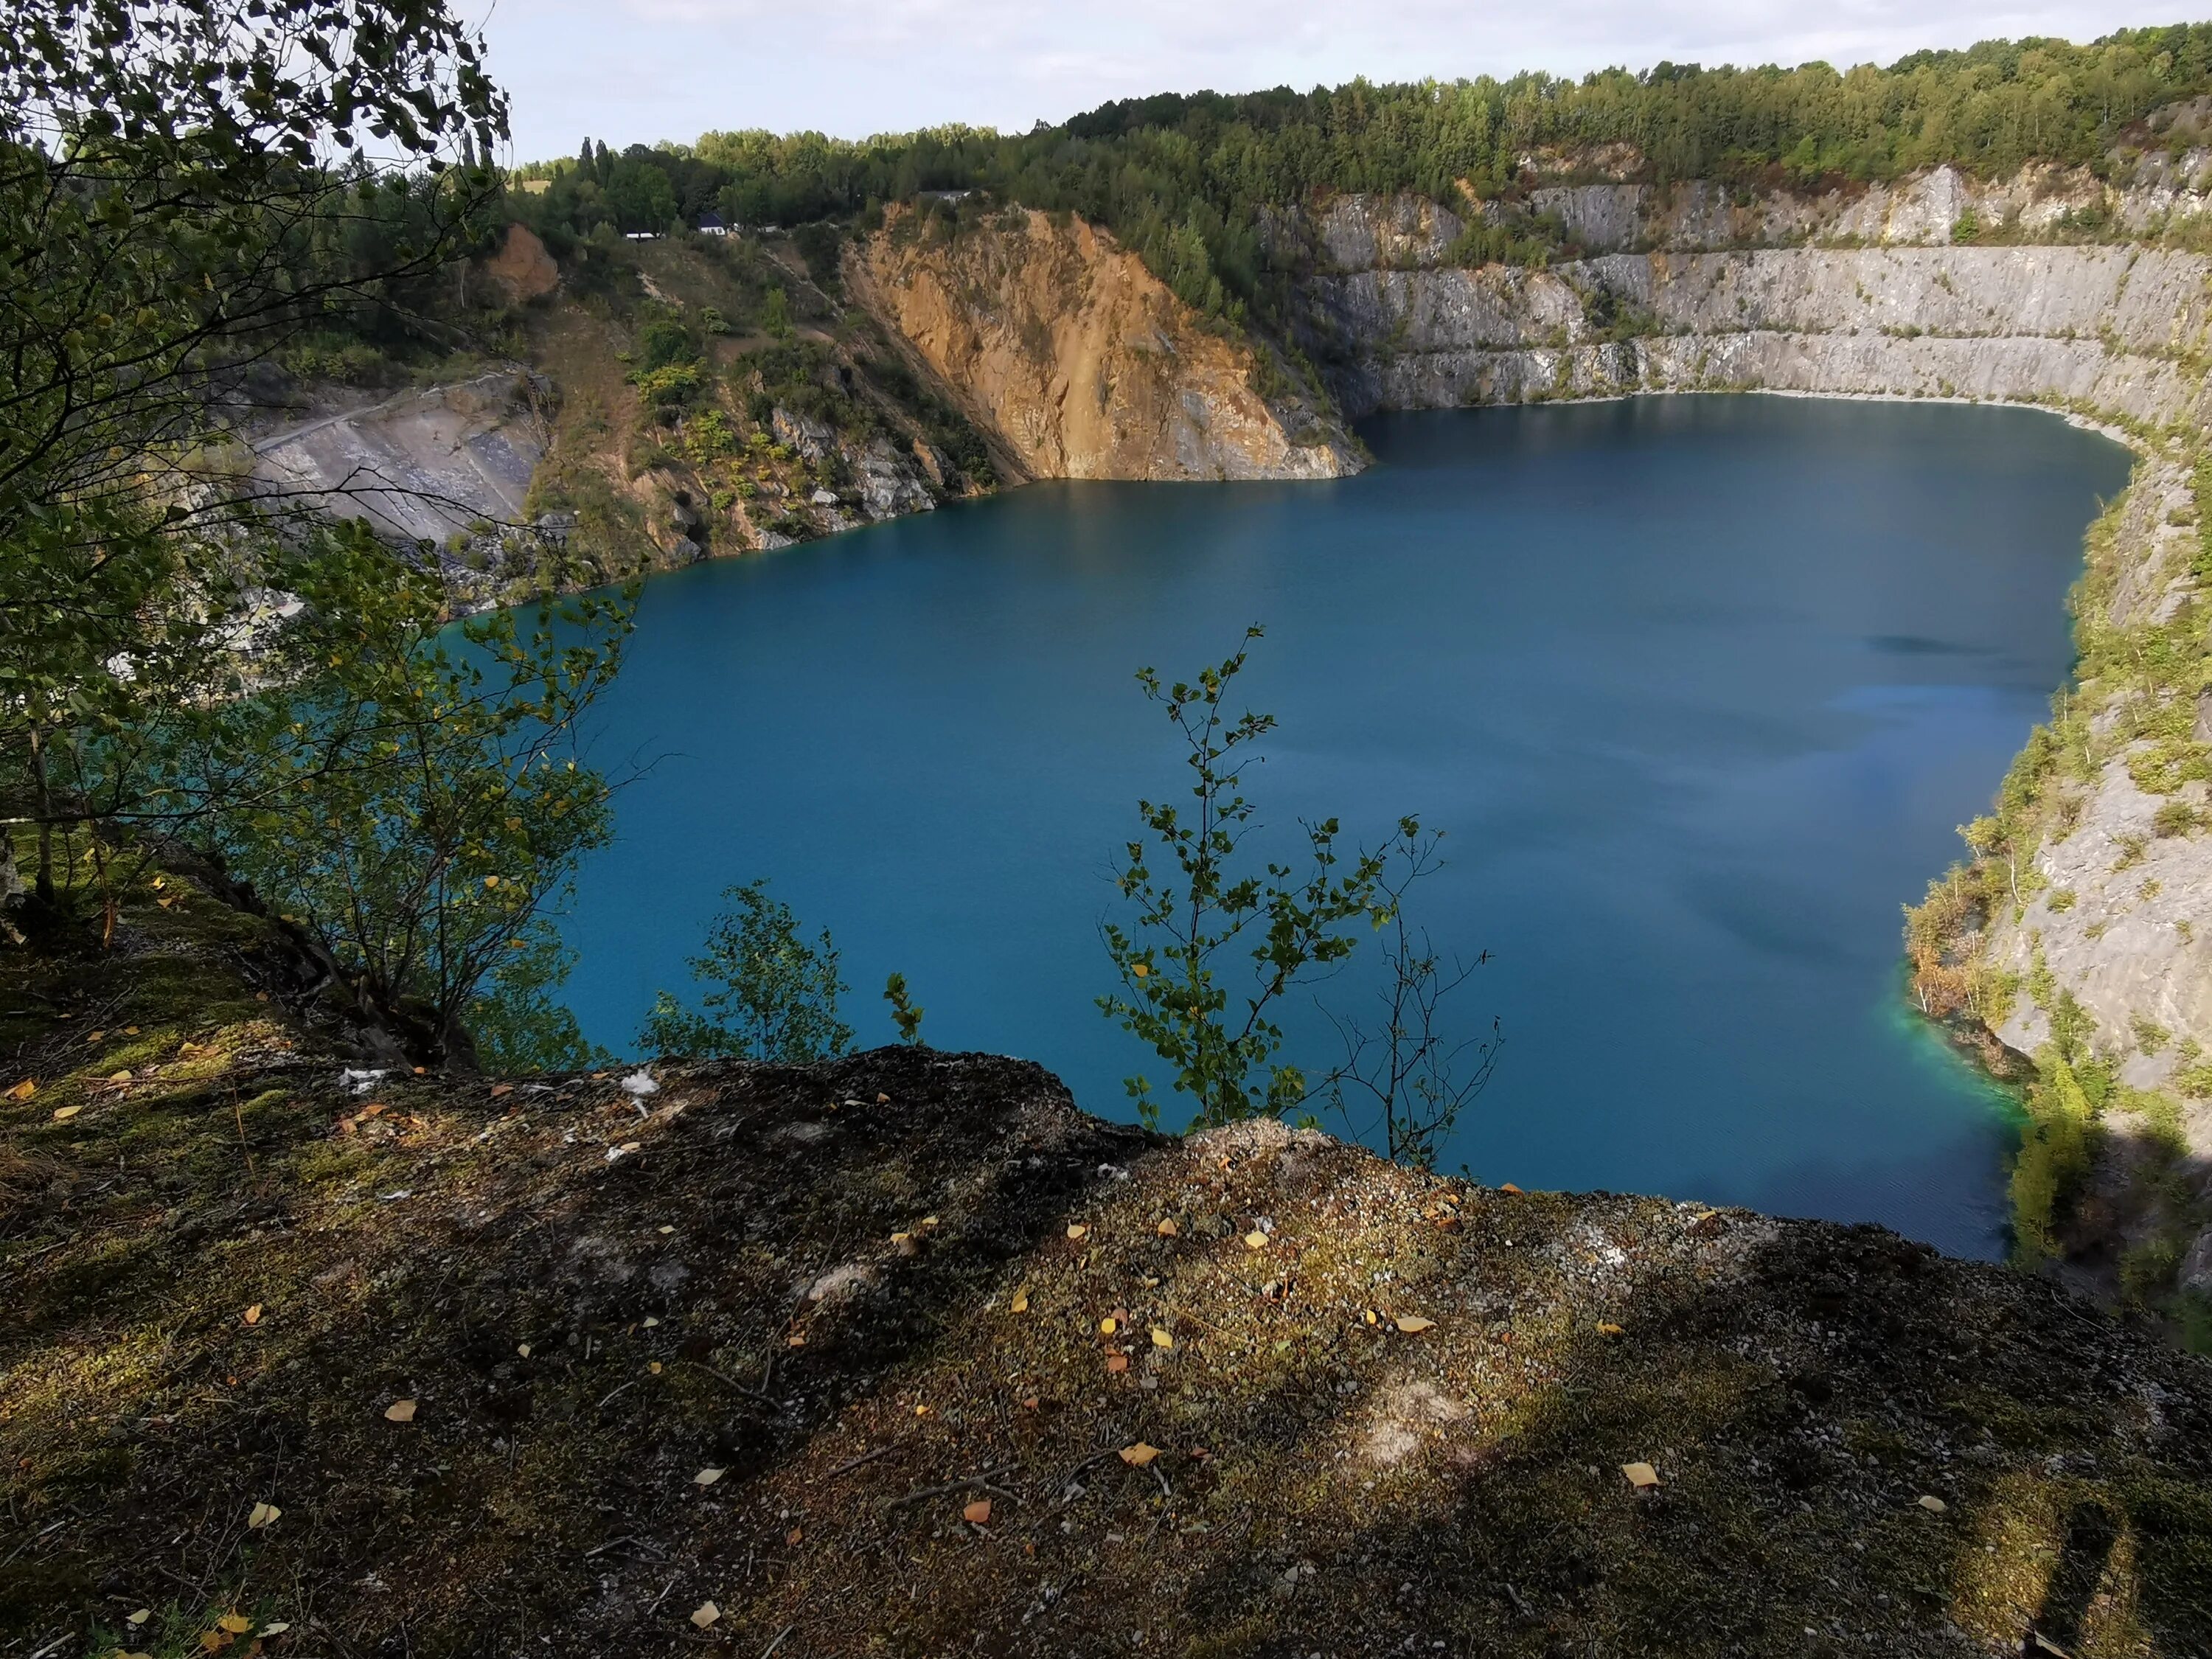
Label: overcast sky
xmin=476 ymin=1 xmax=2193 ymax=162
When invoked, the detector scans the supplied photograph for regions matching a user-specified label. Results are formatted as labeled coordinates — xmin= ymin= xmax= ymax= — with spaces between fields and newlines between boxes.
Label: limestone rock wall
xmin=1307 ymin=242 xmax=2212 ymax=425
xmin=852 ymin=207 xmax=1360 ymax=482
xmin=1977 ymin=451 xmax=2212 ymax=1093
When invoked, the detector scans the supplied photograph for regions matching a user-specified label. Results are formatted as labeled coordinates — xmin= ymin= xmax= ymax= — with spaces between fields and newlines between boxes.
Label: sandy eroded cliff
xmin=852 ymin=206 xmax=1360 ymax=482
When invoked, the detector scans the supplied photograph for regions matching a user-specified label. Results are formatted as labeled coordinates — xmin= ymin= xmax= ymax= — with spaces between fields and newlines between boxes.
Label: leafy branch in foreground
xmin=1099 ymin=625 xmax=1398 ymax=1130
xmin=1315 ymin=824 xmax=1501 ymax=1169
xmin=641 ymin=879 xmax=853 ymax=1064
xmin=883 ymin=972 xmax=927 ymax=1046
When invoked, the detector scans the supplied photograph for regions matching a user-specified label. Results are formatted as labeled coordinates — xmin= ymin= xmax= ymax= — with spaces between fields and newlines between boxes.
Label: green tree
xmin=640 ymin=880 xmax=853 ymax=1062
xmin=167 ymin=526 xmax=632 ymax=1067
xmin=1099 ymin=627 xmax=1399 ymax=1129
xmin=762 ymin=285 xmax=794 ymax=341
xmin=467 ymin=925 xmax=605 ymax=1072
xmin=0 ymin=0 xmax=505 ymax=909
xmin=607 ymin=156 xmax=677 ymax=233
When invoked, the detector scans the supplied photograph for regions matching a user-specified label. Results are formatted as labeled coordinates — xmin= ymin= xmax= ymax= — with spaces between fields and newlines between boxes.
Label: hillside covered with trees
xmin=510 ymin=27 xmax=2212 ymax=330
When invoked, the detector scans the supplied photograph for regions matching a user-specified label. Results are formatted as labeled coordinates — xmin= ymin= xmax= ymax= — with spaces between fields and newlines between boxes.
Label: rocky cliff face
xmin=1302 ymin=203 xmax=2212 ymax=428
xmin=852 ymin=206 xmax=1360 ymax=481
xmin=246 ymin=369 xmax=551 ymax=549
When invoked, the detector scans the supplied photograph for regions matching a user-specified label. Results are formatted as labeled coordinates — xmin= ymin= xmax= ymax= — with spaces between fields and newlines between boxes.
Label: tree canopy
xmin=509 ymin=26 xmax=2212 ymax=330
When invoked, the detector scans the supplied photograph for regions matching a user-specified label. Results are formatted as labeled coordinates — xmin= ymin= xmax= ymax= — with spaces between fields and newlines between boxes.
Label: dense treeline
xmin=510 ymin=26 xmax=2212 ymax=326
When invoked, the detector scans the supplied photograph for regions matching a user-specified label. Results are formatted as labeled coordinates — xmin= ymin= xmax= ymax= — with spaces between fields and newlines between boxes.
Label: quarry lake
xmin=558 ymin=394 xmax=2131 ymax=1258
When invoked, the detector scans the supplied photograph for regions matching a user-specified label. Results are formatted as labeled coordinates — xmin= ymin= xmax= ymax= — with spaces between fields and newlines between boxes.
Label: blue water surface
xmin=557 ymin=395 xmax=2132 ymax=1257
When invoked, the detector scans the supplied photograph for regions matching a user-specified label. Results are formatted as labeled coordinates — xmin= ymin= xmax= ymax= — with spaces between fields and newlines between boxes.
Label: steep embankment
xmin=851 ymin=205 xmax=1361 ymax=481
xmin=1295 ymin=169 xmax=2212 ymax=1314
xmin=243 ymin=225 xmax=983 ymax=611
xmin=4 ymin=862 xmax=2211 ymax=1657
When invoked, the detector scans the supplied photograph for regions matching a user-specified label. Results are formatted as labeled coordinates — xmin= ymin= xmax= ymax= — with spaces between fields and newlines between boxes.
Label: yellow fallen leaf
xmin=517 ymin=1343 xmax=532 ymax=1358
xmin=151 ymin=877 xmax=164 ymax=889
xmin=689 ymin=1602 xmax=720 ymax=1630
xmin=243 ymin=1304 xmax=262 ymax=1325
xmin=1596 ymin=1321 xmax=1624 ymax=1337
xmin=259 ymin=1624 xmax=291 ymax=1637
xmin=1150 ymin=1327 xmax=1174 ymax=1349
xmin=1394 ymin=1315 xmax=1436 ymax=1334
xmin=694 ymin=1467 xmax=725 ymax=1486
xmin=1155 ymin=1218 xmax=1178 ymax=1237
xmin=124 ymin=1025 xmax=139 ymax=1035
xmin=247 ymin=1501 xmax=281 ymax=1528
xmin=962 ymin=1498 xmax=992 ymax=1525
xmin=108 ymin=1069 xmax=133 ymax=1083
xmin=649 ymin=1362 xmax=662 ymax=1374
xmin=1065 ymin=1223 xmax=1088 ymax=1241
xmin=484 ymin=875 xmax=501 ymax=888
xmin=1099 ymin=1316 xmax=1118 ymax=1335
xmin=4 ymin=1079 xmax=34 ymax=1100
xmin=1499 ymin=1181 xmax=1523 ymax=1194
xmin=1009 ymin=1290 xmax=1030 ymax=1314
xmin=1621 ymin=1462 xmax=1660 ymax=1490
xmin=384 ymin=1399 xmax=417 ymax=1422
xmin=1242 ymin=1231 xmax=1268 ymax=1250
xmin=127 ymin=1609 xmax=151 ymax=1626
xmin=218 ymin=1615 xmax=251 ymax=1635
xmin=53 ymin=1104 xmax=82 ymax=1121
xmin=1364 ymin=1310 xmax=1379 ymax=1326
xmin=641 ymin=1315 xmax=662 ymax=1327
xmin=1119 ymin=1442 xmax=1161 ymax=1466
xmin=1918 ymin=1494 xmax=1948 ymax=1513
xmin=89 ymin=1030 xmax=107 ymax=1042
xmin=785 ymin=1526 xmax=803 ymax=1545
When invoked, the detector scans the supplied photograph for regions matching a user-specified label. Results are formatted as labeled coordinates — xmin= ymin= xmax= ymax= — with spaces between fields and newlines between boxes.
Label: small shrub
xmin=639 ymin=879 xmax=851 ymax=1063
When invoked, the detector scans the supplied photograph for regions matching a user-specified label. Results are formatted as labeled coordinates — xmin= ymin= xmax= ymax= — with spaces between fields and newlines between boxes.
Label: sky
xmin=476 ymin=0 xmax=2195 ymax=163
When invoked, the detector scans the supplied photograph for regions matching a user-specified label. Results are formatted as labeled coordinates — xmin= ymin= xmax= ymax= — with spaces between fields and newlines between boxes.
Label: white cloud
xmin=476 ymin=0 xmax=2189 ymax=160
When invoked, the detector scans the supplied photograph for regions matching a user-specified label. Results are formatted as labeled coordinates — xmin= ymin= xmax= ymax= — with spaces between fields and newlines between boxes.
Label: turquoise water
xmin=557 ymin=395 xmax=2129 ymax=1257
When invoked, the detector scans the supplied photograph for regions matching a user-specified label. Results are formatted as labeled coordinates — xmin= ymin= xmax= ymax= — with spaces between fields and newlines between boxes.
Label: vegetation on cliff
xmin=1906 ymin=443 xmax=2212 ymax=1342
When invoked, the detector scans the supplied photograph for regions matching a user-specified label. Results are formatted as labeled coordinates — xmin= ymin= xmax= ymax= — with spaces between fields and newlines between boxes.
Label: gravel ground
xmin=4 ymin=872 xmax=2211 ymax=1659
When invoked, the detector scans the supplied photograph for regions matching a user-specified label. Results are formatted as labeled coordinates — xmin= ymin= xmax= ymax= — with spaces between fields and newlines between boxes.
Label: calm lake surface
xmin=558 ymin=395 xmax=2131 ymax=1257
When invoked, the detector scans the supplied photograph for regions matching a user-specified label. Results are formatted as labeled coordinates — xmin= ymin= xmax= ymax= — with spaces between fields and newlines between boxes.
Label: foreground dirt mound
xmin=4 ymin=875 xmax=2211 ymax=1658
